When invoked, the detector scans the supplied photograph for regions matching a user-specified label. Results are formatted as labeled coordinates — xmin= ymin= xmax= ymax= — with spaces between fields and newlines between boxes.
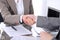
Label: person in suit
xmin=36 ymin=16 xmax=59 ymax=40
xmin=0 ymin=0 xmax=35 ymax=26
xmin=27 ymin=16 xmax=59 ymax=40
xmin=31 ymin=0 xmax=59 ymax=39
xmin=0 ymin=0 xmax=59 ymax=40
xmin=27 ymin=0 xmax=59 ymax=40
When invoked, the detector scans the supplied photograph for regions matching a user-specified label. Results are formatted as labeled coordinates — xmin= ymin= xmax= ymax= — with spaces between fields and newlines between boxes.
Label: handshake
xmin=22 ymin=15 xmax=36 ymax=26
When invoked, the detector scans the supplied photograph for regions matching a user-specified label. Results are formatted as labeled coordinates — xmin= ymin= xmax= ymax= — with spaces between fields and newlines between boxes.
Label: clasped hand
xmin=22 ymin=15 xmax=36 ymax=26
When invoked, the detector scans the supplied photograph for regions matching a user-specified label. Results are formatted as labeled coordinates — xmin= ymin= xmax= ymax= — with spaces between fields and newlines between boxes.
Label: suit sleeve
xmin=0 ymin=0 xmax=20 ymax=25
xmin=36 ymin=16 xmax=59 ymax=31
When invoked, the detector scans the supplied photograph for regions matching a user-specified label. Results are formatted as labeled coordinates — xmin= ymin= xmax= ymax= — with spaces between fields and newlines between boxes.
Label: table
xmin=0 ymin=23 xmax=40 ymax=40
xmin=0 ymin=23 xmax=58 ymax=40
xmin=11 ymin=36 xmax=40 ymax=40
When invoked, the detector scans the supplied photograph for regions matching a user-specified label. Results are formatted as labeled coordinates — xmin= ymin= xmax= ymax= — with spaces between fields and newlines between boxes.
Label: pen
xmin=11 ymin=26 xmax=17 ymax=31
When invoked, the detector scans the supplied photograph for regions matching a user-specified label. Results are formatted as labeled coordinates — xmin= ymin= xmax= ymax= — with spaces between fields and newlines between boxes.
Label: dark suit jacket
xmin=37 ymin=16 xmax=59 ymax=31
xmin=37 ymin=16 xmax=59 ymax=40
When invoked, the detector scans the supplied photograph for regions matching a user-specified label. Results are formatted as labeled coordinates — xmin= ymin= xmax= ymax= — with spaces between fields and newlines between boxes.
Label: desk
xmin=11 ymin=36 xmax=40 ymax=40
xmin=1 ymin=23 xmax=58 ymax=40
xmin=0 ymin=23 xmax=40 ymax=40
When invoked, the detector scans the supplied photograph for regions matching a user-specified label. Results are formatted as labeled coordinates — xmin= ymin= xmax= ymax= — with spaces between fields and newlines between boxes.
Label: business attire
xmin=37 ymin=17 xmax=59 ymax=31
xmin=0 ymin=0 xmax=33 ymax=25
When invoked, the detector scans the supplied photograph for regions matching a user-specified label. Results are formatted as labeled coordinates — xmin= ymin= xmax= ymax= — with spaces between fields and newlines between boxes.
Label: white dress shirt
xmin=15 ymin=0 xmax=24 ymax=22
xmin=15 ymin=0 xmax=24 ymax=15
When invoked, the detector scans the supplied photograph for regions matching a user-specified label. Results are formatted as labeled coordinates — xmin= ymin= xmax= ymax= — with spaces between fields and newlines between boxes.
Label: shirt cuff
xmin=31 ymin=23 xmax=45 ymax=34
xmin=19 ymin=15 xmax=23 ymax=23
xmin=31 ymin=23 xmax=45 ymax=37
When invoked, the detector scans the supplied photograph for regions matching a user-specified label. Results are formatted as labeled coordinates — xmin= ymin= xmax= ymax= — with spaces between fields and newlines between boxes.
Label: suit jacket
xmin=37 ymin=16 xmax=59 ymax=31
xmin=0 ymin=0 xmax=33 ymax=25
xmin=37 ymin=16 xmax=59 ymax=40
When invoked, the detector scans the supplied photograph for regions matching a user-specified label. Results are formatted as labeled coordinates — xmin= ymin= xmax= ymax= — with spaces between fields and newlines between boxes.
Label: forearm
xmin=40 ymin=32 xmax=55 ymax=40
xmin=0 ymin=1 xmax=21 ymax=25
xmin=4 ymin=15 xmax=20 ymax=25
xmin=1 ymin=7 xmax=21 ymax=25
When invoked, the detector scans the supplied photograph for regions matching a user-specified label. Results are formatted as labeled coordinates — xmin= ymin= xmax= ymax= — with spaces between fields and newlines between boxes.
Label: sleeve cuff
xmin=31 ymin=23 xmax=45 ymax=34
xmin=19 ymin=15 xmax=23 ymax=24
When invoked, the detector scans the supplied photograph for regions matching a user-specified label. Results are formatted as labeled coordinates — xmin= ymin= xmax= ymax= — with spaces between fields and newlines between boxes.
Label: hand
xmin=40 ymin=32 xmax=53 ymax=40
xmin=22 ymin=15 xmax=36 ymax=26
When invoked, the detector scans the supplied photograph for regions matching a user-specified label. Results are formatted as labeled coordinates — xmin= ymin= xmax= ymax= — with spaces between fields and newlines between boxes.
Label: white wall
xmin=48 ymin=0 xmax=60 ymax=10
xmin=32 ymin=0 xmax=48 ymax=16
xmin=32 ymin=0 xmax=60 ymax=16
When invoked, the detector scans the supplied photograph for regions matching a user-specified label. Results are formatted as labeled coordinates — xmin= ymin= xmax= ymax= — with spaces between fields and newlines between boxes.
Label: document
xmin=14 ymin=25 xmax=32 ymax=35
xmin=2 ymin=24 xmax=32 ymax=37
xmin=11 ymin=36 xmax=40 ymax=40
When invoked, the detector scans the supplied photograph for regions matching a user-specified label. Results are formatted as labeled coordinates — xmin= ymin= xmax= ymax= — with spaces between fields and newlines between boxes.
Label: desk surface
xmin=11 ymin=36 xmax=40 ymax=40
xmin=0 ymin=23 xmax=40 ymax=40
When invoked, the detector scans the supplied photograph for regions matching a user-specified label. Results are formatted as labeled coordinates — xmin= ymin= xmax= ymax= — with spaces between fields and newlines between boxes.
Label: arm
xmin=37 ymin=16 xmax=59 ymax=31
xmin=40 ymin=31 xmax=58 ymax=40
xmin=39 ymin=27 xmax=60 ymax=40
xmin=0 ymin=0 xmax=21 ymax=25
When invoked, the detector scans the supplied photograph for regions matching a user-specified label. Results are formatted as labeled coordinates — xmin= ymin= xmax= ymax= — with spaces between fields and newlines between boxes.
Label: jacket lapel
xmin=7 ymin=0 xmax=17 ymax=14
xmin=23 ymin=0 xmax=30 ymax=15
xmin=7 ymin=0 xmax=31 ymax=15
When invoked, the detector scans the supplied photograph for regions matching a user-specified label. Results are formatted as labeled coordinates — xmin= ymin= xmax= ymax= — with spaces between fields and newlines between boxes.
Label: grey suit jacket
xmin=0 ymin=0 xmax=33 ymax=25
xmin=37 ymin=16 xmax=59 ymax=31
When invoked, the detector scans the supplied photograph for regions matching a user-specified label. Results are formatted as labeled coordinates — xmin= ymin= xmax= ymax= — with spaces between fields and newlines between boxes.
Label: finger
xmin=26 ymin=17 xmax=35 ymax=25
xmin=23 ymin=19 xmax=28 ymax=25
xmin=22 ymin=17 xmax=27 ymax=24
xmin=22 ymin=15 xmax=36 ymax=25
xmin=23 ymin=17 xmax=32 ymax=25
xmin=28 ymin=17 xmax=36 ymax=24
xmin=27 ymin=16 xmax=36 ymax=22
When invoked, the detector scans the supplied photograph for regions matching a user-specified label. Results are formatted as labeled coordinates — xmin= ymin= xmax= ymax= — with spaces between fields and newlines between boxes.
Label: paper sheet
xmin=11 ymin=36 xmax=40 ymax=40
xmin=2 ymin=25 xmax=32 ymax=37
